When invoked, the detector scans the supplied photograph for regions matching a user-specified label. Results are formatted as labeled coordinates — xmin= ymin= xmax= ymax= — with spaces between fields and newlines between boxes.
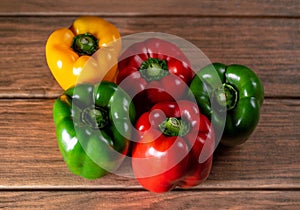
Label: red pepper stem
xmin=159 ymin=117 xmax=190 ymax=137
xmin=81 ymin=105 xmax=109 ymax=129
xmin=72 ymin=33 xmax=99 ymax=56
xmin=139 ymin=58 xmax=169 ymax=82
xmin=214 ymin=83 xmax=238 ymax=111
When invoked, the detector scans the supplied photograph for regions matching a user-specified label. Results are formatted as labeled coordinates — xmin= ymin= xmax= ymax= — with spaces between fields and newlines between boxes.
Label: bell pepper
xmin=132 ymin=100 xmax=214 ymax=193
xmin=46 ymin=16 xmax=121 ymax=90
xmin=53 ymin=81 xmax=135 ymax=179
xmin=116 ymin=38 xmax=194 ymax=116
xmin=189 ymin=63 xmax=264 ymax=146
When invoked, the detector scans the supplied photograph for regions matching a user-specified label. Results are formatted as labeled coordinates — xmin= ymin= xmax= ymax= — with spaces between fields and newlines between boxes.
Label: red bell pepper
xmin=116 ymin=38 xmax=194 ymax=116
xmin=132 ymin=100 xmax=214 ymax=193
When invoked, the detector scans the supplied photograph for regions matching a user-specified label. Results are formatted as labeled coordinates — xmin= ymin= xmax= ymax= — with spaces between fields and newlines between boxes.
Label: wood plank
xmin=0 ymin=191 xmax=299 ymax=209
xmin=1 ymin=0 xmax=299 ymax=17
xmin=0 ymin=99 xmax=299 ymax=189
xmin=0 ymin=17 xmax=299 ymax=98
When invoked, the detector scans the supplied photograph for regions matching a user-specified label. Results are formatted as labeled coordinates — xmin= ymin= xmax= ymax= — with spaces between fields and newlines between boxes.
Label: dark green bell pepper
xmin=189 ymin=63 xmax=264 ymax=146
xmin=53 ymin=81 xmax=135 ymax=179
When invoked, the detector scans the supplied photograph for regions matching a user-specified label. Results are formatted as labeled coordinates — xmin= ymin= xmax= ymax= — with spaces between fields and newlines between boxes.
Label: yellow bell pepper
xmin=46 ymin=16 xmax=121 ymax=90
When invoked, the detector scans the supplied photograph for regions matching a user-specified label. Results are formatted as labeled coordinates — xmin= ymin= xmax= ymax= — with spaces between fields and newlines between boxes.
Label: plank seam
xmin=0 ymin=13 xmax=299 ymax=19
xmin=1 ymin=186 xmax=300 ymax=192
xmin=0 ymin=96 xmax=299 ymax=100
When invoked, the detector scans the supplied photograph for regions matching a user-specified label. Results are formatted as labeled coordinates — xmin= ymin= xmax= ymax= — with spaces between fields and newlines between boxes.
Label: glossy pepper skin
xmin=132 ymin=100 xmax=214 ymax=193
xmin=46 ymin=16 xmax=121 ymax=90
xmin=189 ymin=63 xmax=264 ymax=146
xmin=116 ymin=38 xmax=194 ymax=116
xmin=53 ymin=81 xmax=135 ymax=179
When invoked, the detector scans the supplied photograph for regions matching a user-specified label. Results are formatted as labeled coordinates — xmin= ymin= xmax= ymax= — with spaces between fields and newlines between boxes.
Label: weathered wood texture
xmin=0 ymin=17 xmax=299 ymax=98
xmin=1 ymin=0 xmax=300 ymax=16
xmin=0 ymin=0 xmax=299 ymax=208
xmin=0 ymin=99 xmax=299 ymax=189
xmin=1 ymin=191 xmax=300 ymax=209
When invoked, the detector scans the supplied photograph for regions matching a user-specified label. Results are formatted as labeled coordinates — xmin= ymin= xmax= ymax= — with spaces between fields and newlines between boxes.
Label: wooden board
xmin=1 ymin=0 xmax=300 ymax=16
xmin=0 ymin=0 xmax=299 ymax=208
xmin=0 ymin=17 xmax=299 ymax=98
xmin=1 ymin=191 xmax=299 ymax=209
xmin=0 ymin=99 xmax=299 ymax=189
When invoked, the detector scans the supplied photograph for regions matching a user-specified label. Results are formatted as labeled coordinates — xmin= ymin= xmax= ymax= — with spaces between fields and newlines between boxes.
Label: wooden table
xmin=1 ymin=0 xmax=299 ymax=209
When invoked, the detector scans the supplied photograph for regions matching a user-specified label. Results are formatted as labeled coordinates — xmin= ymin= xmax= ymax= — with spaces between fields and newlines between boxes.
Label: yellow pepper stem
xmin=72 ymin=33 xmax=99 ymax=56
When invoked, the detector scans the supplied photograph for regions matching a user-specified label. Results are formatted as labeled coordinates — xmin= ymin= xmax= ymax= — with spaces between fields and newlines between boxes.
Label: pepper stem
xmin=159 ymin=117 xmax=190 ymax=137
xmin=72 ymin=33 xmax=99 ymax=56
xmin=139 ymin=58 xmax=169 ymax=82
xmin=81 ymin=105 xmax=109 ymax=129
xmin=213 ymin=83 xmax=238 ymax=111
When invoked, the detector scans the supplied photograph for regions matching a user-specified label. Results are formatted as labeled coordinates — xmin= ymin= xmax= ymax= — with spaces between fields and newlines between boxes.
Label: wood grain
xmin=1 ymin=0 xmax=300 ymax=17
xmin=1 ymin=191 xmax=299 ymax=209
xmin=0 ymin=99 xmax=299 ymax=189
xmin=0 ymin=17 xmax=299 ymax=98
xmin=0 ymin=0 xmax=299 ymax=208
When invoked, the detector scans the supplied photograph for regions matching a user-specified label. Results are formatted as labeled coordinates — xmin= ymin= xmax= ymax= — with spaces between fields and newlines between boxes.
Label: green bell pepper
xmin=53 ymin=81 xmax=135 ymax=179
xmin=189 ymin=63 xmax=264 ymax=146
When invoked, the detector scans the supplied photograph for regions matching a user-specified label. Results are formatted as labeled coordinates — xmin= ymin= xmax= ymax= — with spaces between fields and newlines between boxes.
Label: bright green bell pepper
xmin=189 ymin=63 xmax=264 ymax=146
xmin=53 ymin=81 xmax=135 ymax=179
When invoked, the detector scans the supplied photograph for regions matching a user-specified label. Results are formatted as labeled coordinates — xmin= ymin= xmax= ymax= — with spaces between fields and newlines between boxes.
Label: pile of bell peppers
xmin=47 ymin=16 xmax=264 ymax=193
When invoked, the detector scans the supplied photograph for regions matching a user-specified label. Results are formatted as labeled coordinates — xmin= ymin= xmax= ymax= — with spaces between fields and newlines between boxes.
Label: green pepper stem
xmin=214 ymin=83 xmax=238 ymax=111
xmin=72 ymin=33 xmax=99 ymax=56
xmin=81 ymin=105 xmax=109 ymax=129
xmin=139 ymin=58 xmax=169 ymax=82
xmin=159 ymin=117 xmax=190 ymax=137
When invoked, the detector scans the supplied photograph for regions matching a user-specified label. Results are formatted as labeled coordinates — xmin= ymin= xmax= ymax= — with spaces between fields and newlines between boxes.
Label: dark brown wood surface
xmin=1 ymin=0 xmax=300 ymax=16
xmin=0 ymin=0 xmax=299 ymax=209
